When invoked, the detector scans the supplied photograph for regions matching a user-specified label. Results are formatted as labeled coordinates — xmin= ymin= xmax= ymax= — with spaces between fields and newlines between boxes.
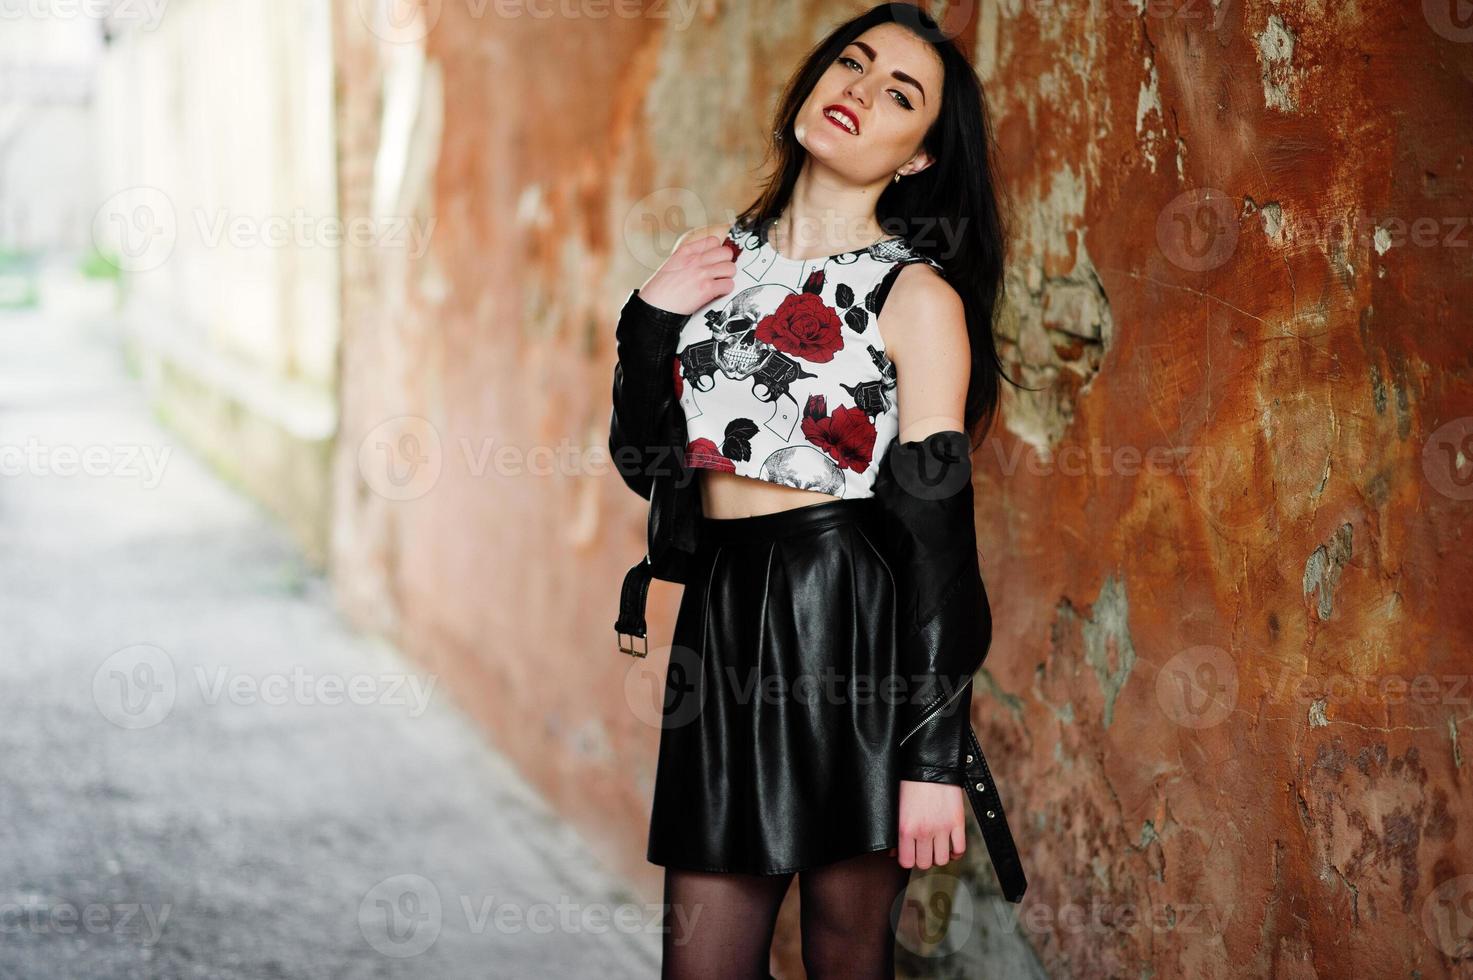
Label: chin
xmin=796 ymin=123 xmax=867 ymax=170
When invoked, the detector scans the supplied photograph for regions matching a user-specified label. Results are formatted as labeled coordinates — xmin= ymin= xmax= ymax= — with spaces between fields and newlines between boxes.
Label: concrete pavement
xmin=0 ymin=290 xmax=661 ymax=979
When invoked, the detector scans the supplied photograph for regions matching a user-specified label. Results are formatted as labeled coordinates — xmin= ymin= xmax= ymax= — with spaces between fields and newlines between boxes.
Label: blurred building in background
xmin=92 ymin=0 xmax=340 ymax=562
xmin=0 ymin=12 xmax=100 ymax=306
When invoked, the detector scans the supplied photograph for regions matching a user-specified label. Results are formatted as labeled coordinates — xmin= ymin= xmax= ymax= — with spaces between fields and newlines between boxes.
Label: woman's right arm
xmin=607 ymin=290 xmax=690 ymax=500
xmin=607 ymin=226 xmax=739 ymax=500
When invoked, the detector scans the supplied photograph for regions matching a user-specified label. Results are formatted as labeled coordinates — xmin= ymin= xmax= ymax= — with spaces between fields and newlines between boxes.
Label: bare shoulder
xmin=877 ymin=261 xmax=969 ymax=368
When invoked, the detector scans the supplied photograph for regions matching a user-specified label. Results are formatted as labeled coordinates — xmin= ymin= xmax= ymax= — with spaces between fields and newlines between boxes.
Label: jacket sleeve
xmin=871 ymin=428 xmax=994 ymax=785
xmin=608 ymin=289 xmax=689 ymax=501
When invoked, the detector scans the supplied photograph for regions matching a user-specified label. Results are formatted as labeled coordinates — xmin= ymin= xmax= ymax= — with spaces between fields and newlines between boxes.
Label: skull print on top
xmin=672 ymin=216 xmax=945 ymax=498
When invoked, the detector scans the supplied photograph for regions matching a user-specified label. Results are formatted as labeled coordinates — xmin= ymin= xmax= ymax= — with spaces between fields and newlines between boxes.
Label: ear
xmin=900 ymin=149 xmax=936 ymax=178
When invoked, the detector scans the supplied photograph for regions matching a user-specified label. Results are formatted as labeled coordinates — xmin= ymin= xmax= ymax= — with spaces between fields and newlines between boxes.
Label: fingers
xmin=679 ymin=234 xmax=727 ymax=256
xmin=697 ymin=240 xmax=737 ymax=305
xmin=676 ymin=230 xmax=738 ymax=266
xmin=897 ymin=828 xmax=965 ymax=870
xmin=920 ymin=835 xmax=935 ymax=869
xmin=657 ymin=233 xmax=737 ymax=312
xmin=696 ymin=239 xmax=739 ymax=271
xmin=932 ymin=832 xmax=951 ymax=866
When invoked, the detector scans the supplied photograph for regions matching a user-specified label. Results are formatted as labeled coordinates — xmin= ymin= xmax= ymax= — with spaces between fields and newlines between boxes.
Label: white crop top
xmin=672 ymin=217 xmax=945 ymax=498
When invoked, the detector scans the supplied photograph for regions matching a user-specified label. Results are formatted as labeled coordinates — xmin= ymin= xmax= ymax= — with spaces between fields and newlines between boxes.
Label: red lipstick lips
xmin=822 ymin=103 xmax=860 ymax=135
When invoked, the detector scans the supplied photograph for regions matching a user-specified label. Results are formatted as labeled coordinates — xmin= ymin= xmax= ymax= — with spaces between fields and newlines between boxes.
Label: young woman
xmin=609 ymin=5 xmax=1019 ymax=977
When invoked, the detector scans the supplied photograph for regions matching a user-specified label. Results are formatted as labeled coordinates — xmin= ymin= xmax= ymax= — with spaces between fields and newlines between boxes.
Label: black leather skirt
xmin=646 ymin=495 xmax=903 ymax=875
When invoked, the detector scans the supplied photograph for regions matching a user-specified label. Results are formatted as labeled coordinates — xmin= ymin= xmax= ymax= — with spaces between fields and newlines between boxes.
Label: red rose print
xmin=685 ymin=437 xmax=736 ymax=472
xmin=802 ymin=404 xmax=877 ymax=473
xmin=755 ymin=292 xmax=844 ymax=363
xmin=803 ymin=392 xmax=827 ymax=421
xmin=672 ymin=355 xmax=683 ymax=399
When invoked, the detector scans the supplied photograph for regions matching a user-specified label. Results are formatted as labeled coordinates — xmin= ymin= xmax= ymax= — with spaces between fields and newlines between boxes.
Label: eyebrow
xmin=850 ymin=40 xmax=926 ymax=104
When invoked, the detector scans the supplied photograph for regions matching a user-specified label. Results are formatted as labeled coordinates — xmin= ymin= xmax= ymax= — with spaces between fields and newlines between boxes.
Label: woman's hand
xmin=637 ymin=232 xmax=739 ymax=316
xmin=889 ymin=779 xmax=967 ymax=869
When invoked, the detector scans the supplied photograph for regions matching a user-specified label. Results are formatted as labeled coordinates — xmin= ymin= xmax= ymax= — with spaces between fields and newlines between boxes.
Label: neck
xmin=770 ymin=171 xmax=890 ymax=258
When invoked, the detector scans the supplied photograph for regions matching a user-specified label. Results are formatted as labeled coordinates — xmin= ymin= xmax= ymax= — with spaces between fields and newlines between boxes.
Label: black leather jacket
xmin=607 ymin=287 xmax=1027 ymax=901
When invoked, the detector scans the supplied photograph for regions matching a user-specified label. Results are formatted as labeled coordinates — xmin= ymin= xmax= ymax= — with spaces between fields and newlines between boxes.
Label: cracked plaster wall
xmin=326 ymin=2 xmax=1473 ymax=975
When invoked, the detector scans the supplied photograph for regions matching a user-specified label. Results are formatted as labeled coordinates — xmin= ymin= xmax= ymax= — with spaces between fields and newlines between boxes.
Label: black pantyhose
xmin=658 ymin=851 xmax=914 ymax=980
xmin=799 ymin=850 xmax=914 ymax=979
xmin=660 ymin=866 xmax=793 ymax=979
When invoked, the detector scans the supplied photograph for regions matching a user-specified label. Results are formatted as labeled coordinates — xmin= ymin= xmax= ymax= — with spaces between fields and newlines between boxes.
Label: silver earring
xmin=893 ymin=171 xmax=901 ymax=183
xmin=774 ymin=128 xmax=784 ymax=143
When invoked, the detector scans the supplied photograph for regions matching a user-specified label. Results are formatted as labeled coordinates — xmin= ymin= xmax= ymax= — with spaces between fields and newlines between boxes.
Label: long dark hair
xmin=734 ymin=2 xmax=1019 ymax=450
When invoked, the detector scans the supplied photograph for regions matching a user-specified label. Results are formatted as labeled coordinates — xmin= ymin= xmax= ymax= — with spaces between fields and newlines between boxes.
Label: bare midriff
xmin=696 ymin=468 xmax=846 ymax=519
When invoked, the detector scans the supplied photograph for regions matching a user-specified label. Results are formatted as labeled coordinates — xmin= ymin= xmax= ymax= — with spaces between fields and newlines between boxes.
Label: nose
xmin=844 ymin=79 xmax=869 ymax=108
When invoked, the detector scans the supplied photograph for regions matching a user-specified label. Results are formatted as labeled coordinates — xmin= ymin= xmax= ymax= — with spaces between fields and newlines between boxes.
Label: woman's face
xmin=794 ymin=24 xmax=943 ymax=184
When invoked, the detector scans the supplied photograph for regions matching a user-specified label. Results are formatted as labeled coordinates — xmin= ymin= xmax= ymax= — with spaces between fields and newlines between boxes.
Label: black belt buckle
xmin=617 ymin=629 xmax=648 ymax=658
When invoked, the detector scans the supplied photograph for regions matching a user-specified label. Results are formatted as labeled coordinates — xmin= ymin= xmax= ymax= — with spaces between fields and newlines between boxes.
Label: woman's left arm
xmin=872 ymin=263 xmax=992 ymax=869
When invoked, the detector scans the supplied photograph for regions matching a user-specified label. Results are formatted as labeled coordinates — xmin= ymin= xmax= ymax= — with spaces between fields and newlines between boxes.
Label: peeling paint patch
xmin=1001 ymin=223 xmax=1112 ymax=452
xmin=1303 ymin=523 xmax=1353 ymax=621
xmin=1259 ymin=202 xmax=1284 ymax=241
xmin=1256 ymin=15 xmax=1299 ymax=113
xmin=1135 ymin=54 xmax=1164 ymax=172
xmin=1309 ymin=696 xmax=1329 ymax=727
xmin=1054 ymin=700 xmax=1076 ymax=724
xmin=1082 ymin=575 xmax=1137 ymax=728
xmin=1373 ymin=226 xmax=1394 ymax=255
xmin=977 ymin=667 xmax=1026 ymax=720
